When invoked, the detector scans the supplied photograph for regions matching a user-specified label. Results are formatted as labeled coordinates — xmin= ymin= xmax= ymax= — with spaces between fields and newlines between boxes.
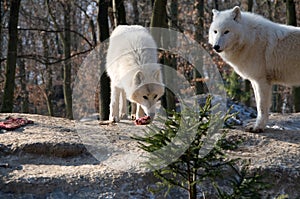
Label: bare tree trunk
xmin=286 ymin=0 xmax=297 ymax=26
xmin=45 ymin=65 xmax=54 ymax=116
xmin=76 ymin=2 xmax=97 ymax=46
xmin=98 ymin=0 xmax=110 ymax=120
xmin=42 ymin=32 xmax=54 ymax=116
xmin=150 ymin=0 xmax=168 ymax=29
xmin=159 ymin=53 xmax=176 ymax=113
xmin=63 ymin=2 xmax=73 ymax=119
xmin=117 ymin=0 xmax=127 ymax=25
xmin=112 ymin=0 xmax=118 ymax=27
xmin=46 ymin=0 xmax=73 ymax=119
xmin=286 ymin=0 xmax=300 ymax=112
xmin=194 ymin=0 xmax=206 ymax=95
xmin=151 ymin=0 xmax=176 ymax=113
xmin=132 ymin=0 xmax=139 ymax=24
xmin=18 ymin=36 xmax=29 ymax=113
xmin=90 ymin=19 xmax=97 ymax=46
xmin=112 ymin=0 xmax=127 ymax=27
xmin=214 ymin=0 xmax=219 ymax=10
xmin=194 ymin=0 xmax=204 ymax=43
xmin=0 ymin=0 xmax=3 ymax=71
xmin=1 ymin=0 xmax=21 ymax=112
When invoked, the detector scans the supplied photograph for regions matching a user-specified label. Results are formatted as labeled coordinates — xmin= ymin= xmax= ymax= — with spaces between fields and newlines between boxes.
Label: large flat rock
xmin=0 ymin=113 xmax=299 ymax=198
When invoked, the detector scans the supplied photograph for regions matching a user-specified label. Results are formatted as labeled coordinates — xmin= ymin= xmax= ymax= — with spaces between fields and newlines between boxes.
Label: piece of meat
xmin=134 ymin=116 xmax=151 ymax=125
xmin=0 ymin=116 xmax=34 ymax=131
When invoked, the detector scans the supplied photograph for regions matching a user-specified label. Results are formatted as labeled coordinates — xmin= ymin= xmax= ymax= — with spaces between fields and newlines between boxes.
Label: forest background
xmin=1 ymin=0 xmax=299 ymax=119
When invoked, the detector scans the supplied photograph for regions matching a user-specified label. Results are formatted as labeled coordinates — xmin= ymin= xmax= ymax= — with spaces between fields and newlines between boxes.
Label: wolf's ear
xmin=134 ymin=71 xmax=144 ymax=86
xmin=232 ymin=6 xmax=241 ymax=22
xmin=212 ymin=9 xmax=219 ymax=20
xmin=153 ymin=69 xmax=162 ymax=82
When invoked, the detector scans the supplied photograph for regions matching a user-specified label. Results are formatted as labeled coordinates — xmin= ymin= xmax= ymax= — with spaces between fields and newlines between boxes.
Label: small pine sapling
xmin=133 ymin=96 xmax=269 ymax=198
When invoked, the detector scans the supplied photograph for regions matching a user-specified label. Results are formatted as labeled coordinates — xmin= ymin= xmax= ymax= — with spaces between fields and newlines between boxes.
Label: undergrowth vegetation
xmin=133 ymin=96 xmax=269 ymax=198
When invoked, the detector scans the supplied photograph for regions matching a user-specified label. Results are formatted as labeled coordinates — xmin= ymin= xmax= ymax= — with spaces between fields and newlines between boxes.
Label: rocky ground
xmin=0 ymin=113 xmax=300 ymax=198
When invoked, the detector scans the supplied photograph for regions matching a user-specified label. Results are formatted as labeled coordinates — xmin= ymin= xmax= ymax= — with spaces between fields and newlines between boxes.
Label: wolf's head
xmin=130 ymin=69 xmax=164 ymax=119
xmin=209 ymin=6 xmax=244 ymax=53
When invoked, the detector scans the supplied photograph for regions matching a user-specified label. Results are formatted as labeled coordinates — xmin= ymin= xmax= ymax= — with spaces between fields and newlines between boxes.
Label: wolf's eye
xmin=214 ymin=30 xmax=217 ymax=34
xmin=154 ymin=95 xmax=158 ymax=99
xmin=143 ymin=96 xmax=148 ymax=100
xmin=224 ymin=30 xmax=230 ymax=34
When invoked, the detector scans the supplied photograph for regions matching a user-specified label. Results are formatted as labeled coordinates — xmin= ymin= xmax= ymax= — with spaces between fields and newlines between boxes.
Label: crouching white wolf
xmin=106 ymin=25 xmax=164 ymax=122
xmin=209 ymin=6 xmax=300 ymax=132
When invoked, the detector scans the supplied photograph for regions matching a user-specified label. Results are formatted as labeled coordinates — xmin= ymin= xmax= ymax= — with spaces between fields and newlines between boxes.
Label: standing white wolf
xmin=106 ymin=25 xmax=164 ymax=122
xmin=209 ymin=6 xmax=300 ymax=132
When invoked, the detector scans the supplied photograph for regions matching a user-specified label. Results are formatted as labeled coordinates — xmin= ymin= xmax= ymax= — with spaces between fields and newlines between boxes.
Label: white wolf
xmin=106 ymin=25 xmax=164 ymax=122
xmin=209 ymin=6 xmax=300 ymax=132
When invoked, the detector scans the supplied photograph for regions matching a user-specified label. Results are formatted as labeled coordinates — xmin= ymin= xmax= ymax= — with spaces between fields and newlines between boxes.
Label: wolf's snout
xmin=213 ymin=45 xmax=222 ymax=52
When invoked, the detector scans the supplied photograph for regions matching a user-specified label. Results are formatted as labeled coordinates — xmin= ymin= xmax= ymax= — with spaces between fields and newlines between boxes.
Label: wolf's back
xmin=106 ymin=25 xmax=159 ymax=86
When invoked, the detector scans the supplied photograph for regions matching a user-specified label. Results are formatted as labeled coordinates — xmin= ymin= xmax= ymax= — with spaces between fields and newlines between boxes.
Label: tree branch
xmin=1 ymin=48 xmax=93 ymax=65
xmin=16 ymin=27 xmax=94 ymax=48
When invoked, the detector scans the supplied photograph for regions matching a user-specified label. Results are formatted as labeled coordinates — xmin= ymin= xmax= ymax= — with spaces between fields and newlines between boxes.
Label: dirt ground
xmin=0 ymin=113 xmax=299 ymax=198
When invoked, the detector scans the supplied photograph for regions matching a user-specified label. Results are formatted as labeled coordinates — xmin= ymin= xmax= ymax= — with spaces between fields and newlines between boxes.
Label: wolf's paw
xmin=131 ymin=114 xmax=136 ymax=120
xmin=120 ymin=113 xmax=128 ymax=120
xmin=245 ymin=123 xmax=264 ymax=133
xmin=99 ymin=120 xmax=116 ymax=125
xmin=109 ymin=116 xmax=120 ymax=123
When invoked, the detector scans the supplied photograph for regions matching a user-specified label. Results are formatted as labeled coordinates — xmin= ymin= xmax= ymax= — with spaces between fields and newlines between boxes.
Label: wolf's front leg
xmin=247 ymin=80 xmax=272 ymax=132
xmin=136 ymin=104 xmax=145 ymax=119
xmin=109 ymin=86 xmax=120 ymax=122
xmin=131 ymin=102 xmax=137 ymax=120
xmin=120 ymin=89 xmax=128 ymax=119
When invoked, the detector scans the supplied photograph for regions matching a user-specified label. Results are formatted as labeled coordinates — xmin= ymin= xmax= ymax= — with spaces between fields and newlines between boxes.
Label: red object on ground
xmin=0 ymin=116 xmax=34 ymax=131
xmin=134 ymin=116 xmax=151 ymax=125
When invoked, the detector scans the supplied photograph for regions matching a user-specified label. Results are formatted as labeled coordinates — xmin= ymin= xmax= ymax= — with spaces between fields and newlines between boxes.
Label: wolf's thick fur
xmin=209 ymin=6 xmax=300 ymax=132
xmin=106 ymin=25 xmax=164 ymax=122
